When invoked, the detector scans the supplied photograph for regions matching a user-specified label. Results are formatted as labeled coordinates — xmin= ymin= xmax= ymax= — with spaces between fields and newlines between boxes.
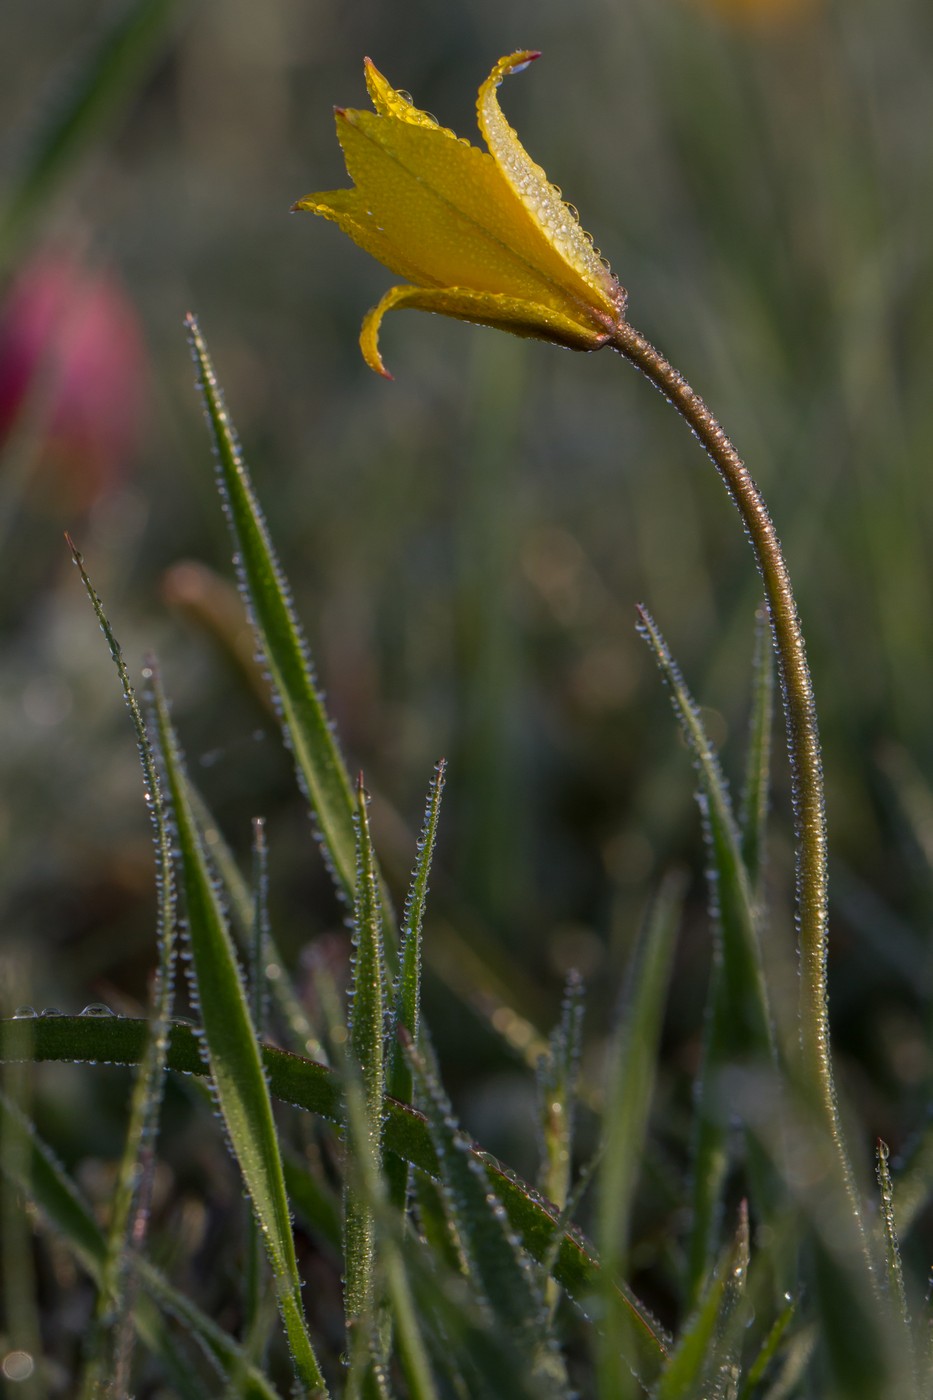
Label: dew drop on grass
xmin=12 ymin=1006 xmax=37 ymax=1018
xmin=39 ymin=1007 xmax=63 ymax=1016
xmin=81 ymin=1003 xmax=116 ymax=1017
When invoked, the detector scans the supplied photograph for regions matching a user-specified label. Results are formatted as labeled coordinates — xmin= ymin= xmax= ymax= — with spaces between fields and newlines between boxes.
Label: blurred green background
xmin=2 ymin=0 xmax=932 ymax=1209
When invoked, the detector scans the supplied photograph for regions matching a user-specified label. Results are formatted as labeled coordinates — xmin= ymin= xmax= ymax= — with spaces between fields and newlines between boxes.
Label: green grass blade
xmin=403 ymin=1033 xmax=567 ymax=1394
xmin=875 ymin=1140 xmax=917 ymax=1393
xmin=318 ymin=968 xmax=438 ymax=1400
xmin=243 ymin=816 xmax=273 ymax=1369
xmin=739 ymin=608 xmax=775 ymax=893
xmin=189 ymin=783 xmax=324 ymax=1061
xmin=386 ymin=761 xmax=446 ymax=1209
xmin=596 ymin=870 xmax=685 ymax=1400
xmin=151 ymin=676 xmax=328 ymax=1396
xmin=68 ymin=541 xmax=178 ymax=1395
xmin=344 ymin=777 xmax=388 ymax=1333
xmin=0 ymin=1092 xmax=283 ymax=1400
xmin=389 ymin=760 xmax=446 ymax=1097
xmin=636 ymin=606 xmax=772 ymax=1055
xmin=0 ymin=1012 xmax=670 ymax=1381
xmin=636 ymin=606 xmax=776 ymax=1302
xmin=0 ymin=0 xmax=182 ymax=266
xmin=537 ymin=970 xmax=585 ymax=1220
xmin=185 ymin=313 xmax=358 ymax=912
xmin=652 ymin=1212 xmax=747 ymax=1400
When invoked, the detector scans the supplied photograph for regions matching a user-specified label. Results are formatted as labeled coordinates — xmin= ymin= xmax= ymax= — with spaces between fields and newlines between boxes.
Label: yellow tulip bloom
xmin=293 ymin=52 xmax=628 ymax=377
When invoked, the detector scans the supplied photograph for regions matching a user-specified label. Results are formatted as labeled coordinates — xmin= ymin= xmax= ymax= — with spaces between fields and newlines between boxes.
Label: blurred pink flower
xmin=0 ymin=255 xmax=148 ymax=510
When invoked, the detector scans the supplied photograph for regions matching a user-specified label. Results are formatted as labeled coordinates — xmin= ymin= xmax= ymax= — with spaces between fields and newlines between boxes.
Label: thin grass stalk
xmin=67 ymin=542 xmax=178 ymax=1396
xmin=610 ymin=320 xmax=868 ymax=1263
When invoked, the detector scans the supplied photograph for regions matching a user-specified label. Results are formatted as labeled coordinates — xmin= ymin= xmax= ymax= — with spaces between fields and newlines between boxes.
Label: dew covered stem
xmin=611 ymin=319 xmax=868 ymax=1266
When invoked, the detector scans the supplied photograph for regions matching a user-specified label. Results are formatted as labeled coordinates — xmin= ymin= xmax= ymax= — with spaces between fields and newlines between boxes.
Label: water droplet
xmin=81 ymin=1003 xmax=115 ymax=1017
xmin=39 ymin=1007 xmax=63 ymax=1017
xmin=12 ymin=1006 xmax=37 ymax=1019
xmin=2 ymin=1350 xmax=35 ymax=1381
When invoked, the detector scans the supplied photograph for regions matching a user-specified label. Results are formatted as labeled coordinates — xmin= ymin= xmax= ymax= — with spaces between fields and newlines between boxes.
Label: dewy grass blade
xmin=636 ymin=606 xmax=772 ymax=1056
xmin=636 ymin=606 xmax=777 ymax=1303
xmin=596 ymin=871 xmax=684 ymax=1400
xmin=67 ymin=541 xmax=178 ymax=1395
xmin=652 ymin=1218 xmax=746 ymax=1400
xmin=0 ymin=1013 xmax=671 ymax=1379
xmin=318 ymin=970 xmax=439 ymax=1400
xmin=189 ymin=782 xmax=325 ymax=1062
xmin=403 ymin=1032 xmax=567 ymax=1395
xmin=875 ymin=1140 xmax=917 ymax=1395
xmin=344 ymin=777 xmax=388 ymax=1333
xmin=0 ymin=1093 xmax=284 ymax=1400
xmin=185 ymin=313 xmax=358 ymax=913
xmin=0 ymin=0 xmax=183 ymax=267
xmin=151 ymin=676 xmax=328 ymax=1396
xmin=386 ymin=760 xmax=446 ymax=1208
xmin=739 ymin=608 xmax=775 ymax=894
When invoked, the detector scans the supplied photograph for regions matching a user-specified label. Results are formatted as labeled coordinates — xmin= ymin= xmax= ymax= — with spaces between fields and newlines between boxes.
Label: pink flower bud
xmin=0 ymin=255 xmax=148 ymax=511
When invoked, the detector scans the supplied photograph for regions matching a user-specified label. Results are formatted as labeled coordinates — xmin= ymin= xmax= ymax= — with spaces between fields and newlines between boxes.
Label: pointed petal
xmin=360 ymin=283 xmax=610 ymax=377
xmin=477 ymin=52 xmax=625 ymax=320
xmin=364 ymin=57 xmax=457 ymax=137
xmin=292 ymin=185 xmax=441 ymax=286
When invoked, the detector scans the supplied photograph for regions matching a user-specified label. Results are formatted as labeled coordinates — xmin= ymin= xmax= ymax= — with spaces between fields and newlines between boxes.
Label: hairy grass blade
xmin=186 ymin=313 xmax=359 ymax=914
xmin=0 ymin=1092 xmax=283 ymax=1399
xmin=151 ymin=675 xmax=328 ymax=1396
xmin=343 ymin=778 xmax=388 ymax=1335
xmin=636 ymin=606 xmax=776 ymax=1303
xmin=68 ymin=541 xmax=178 ymax=1394
xmin=739 ymin=607 xmax=775 ymax=893
xmin=596 ymin=870 xmax=684 ymax=1400
xmin=0 ymin=1011 xmax=671 ymax=1379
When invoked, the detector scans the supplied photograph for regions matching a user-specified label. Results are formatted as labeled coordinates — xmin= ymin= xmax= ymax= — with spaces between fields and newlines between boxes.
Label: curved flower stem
xmin=610 ymin=318 xmax=869 ymax=1261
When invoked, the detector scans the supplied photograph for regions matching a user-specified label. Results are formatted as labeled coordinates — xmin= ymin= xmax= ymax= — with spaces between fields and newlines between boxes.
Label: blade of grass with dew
xmin=151 ymin=676 xmax=328 ymax=1397
xmin=0 ymin=0 xmax=183 ymax=267
xmin=636 ymin=606 xmax=772 ymax=1057
xmin=652 ymin=1212 xmax=748 ymax=1400
xmin=386 ymin=759 xmax=446 ymax=1208
xmin=403 ymin=1031 xmax=568 ymax=1398
xmin=185 ymin=312 xmax=359 ymax=914
xmin=0 ymin=1013 xmax=670 ymax=1372
xmin=735 ymin=1295 xmax=797 ymax=1400
xmin=317 ymin=973 xmax=438 ymax=1400
xmin=875 ymin=1139 xmax=917 ymax=1396
xmin=189 ymin=782 xmax=324 ymax=1061
xmin=537 ymin=970 xmax=585 ymax=1220
xmin=739 ymin=607 xmax=775 ymax=894
xmin=343 ymin=777 xmax=388 ymax=1337
xmin=68 ymin=541 xmax=178 ymax=1397
xmin=636 ymin=606 xmax=776 ymax=1304
xmin=0 ymin=1092 xmax=283 ymax=1400
xmin=402 ymin=1239 xmax=554 ymax=1400
xmin=243 ymin=816 xmax=273 ymax=1374
xmin=537 ymin=971 xmax=585 ymax=1318
xmin=0 ymin=1054 xmax=42 ymax=1397
xmin=596 ymin=869 xmax=685 ymax=1400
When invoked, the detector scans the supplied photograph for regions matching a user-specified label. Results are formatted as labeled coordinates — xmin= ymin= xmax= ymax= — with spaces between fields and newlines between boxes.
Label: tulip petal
xmin=333 ymin=107 xmax=611 ymax=326
xmin=360 ymin=283 xmax=611 ymax=378
xmin=363 ymin=58 xmax=457 ymax=138
xmin=477 ymin=52 xmax=625 ymax=320
xmin=292 ymin=187 xmax=442 ymax=287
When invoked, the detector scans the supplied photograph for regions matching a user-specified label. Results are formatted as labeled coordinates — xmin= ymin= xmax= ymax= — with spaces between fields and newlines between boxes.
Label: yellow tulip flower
xmin=293 ymin=52 xmax=628 ymax=377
